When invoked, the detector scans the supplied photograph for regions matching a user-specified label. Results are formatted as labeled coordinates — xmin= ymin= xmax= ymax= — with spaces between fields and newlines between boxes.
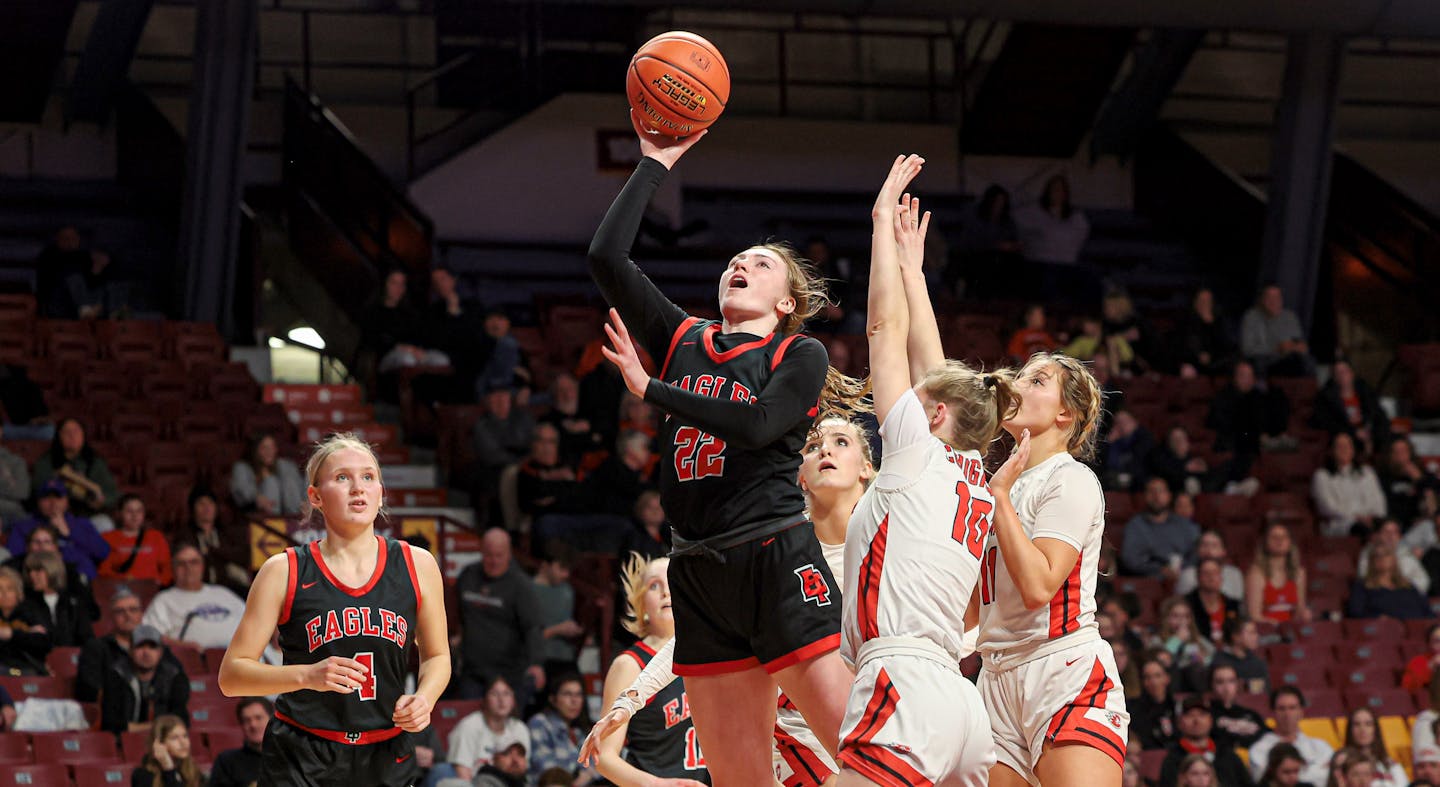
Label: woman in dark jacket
xmin=1311 ymin=360 xmax=1390 ymax=455
xmin=0 ymin=567 xmax=50 ymax=675
xmin=20 ymin=549 xmax=94 ymax=648
xmin=1348 ymin=543 xmax=1432 ymax=620
xmin=1129 ymin=655 xmax=1179 ymax=750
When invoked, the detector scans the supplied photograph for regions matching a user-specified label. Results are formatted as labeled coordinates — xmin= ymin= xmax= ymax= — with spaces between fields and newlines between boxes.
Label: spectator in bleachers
xmin=1326 ymin=748 xmax=1377 ymax=787
xmin=1419 ymin=752 xmax=1440 ymax=787
xmin=1186 ymin=558 xmax=1241 ymax=643
xmin=532 ymin=543 xmax=582 ymax=680
xmin=1103 ymin=410 xmax=1156 ymax=492
xmin=1109 ymin=637 xmax=1141 ymax=701
xmin=477 ymin=308 xmax=529 ymax=397
xmin=1416 ymin=683 xmax=1440 ymax=769
xmin=540 ymin=373 xmax=602 ymax=465
xmin=1006 ymin=304 xmax=1058 ymax=361
xmin=1159 ymin=695 xmax=1252 ymax=787
xmin=1256 ymin=742 xmax=1308 ymax=787
xmin=35 ymin=226 xmax=115 ymax=320
xmin=1313 ymin=432 xmax=1387 ymax=538
xmin=583 ymin=430 xmax=656 ymax=520
xmin=1208 ymin=360 xmax=1292 ymax=480
xmin=142 ymin=542 xmax=248 ymax=652
xmin=1340 ymin=708 xmax=1407 ymax=787
xmin=1213 ymin=618 xmax=1270 ymax=696
xmin=1240 ymin=284 xmax=1316 ymax=379
xmin=425 ymin=266 xmax=492 ymax=403
xmin=1174 ymin=287 xmax=1237 ymax=378
xmin=521 ymin=425 xmax=637 ymax=555
xmin=621 ymin=490 xmax=670 ymax=560
xmin=0 ymin=424 xmax=28 ymax=524
xmin=361 ymin=268 xmax=451 ymax=378
xmin=1312 ymin=360 xmax=1390 ymax=457
xmin=181 ymin=487 xmax=249 ymax=595
xmin=1209 ymin=663 xmax=1270 ymax=750
xmin=1017 ymin=174 xmax=1090 ymax=264
xmin=447 ymin=675 xmax=531 ymax=781
xmin=1403 ymin=624 xmax=1440 ymax=693
xmin=0 ymin=366 xmax=50 ymax=442
xmin=526 ymin=673 xmax=596 ymax=785
xmin=411 ymin=724 xmax=452 ymax=787
xmin=1101 ymin=593 xmax=1147 ymax=656
xmin=1176 ymin=531 xmax=1247 ymax=601
xmin=31 ymin=417 xmax=119 ymax=529
xmin=1358 ymin=518 xmax=1429 ymax=595
xmin=468 ymin=739 xmax=530 ymax=787
xmin=11 ymin=523 xmax=100 ymax=626
xmin=0 ymin=566 xmax=48 ymax=675
xmin=1174 ymin=491 xmax=1198 ymax=523
xmin=98 ymin=494 xmax=173 ymax=585
xmin=77 ymin=586 xmax=140 ymax=701
xmin=616 ymin=395 xmax=658 ymax=440
xmin=1151 ymin=427 xmax=1220 ymax=497
xmin=1378 ymin=438 xmax=1440 ymax=528
xmin=1121 ymin=477 xmax=1201 ymax=581
xmin=1246 ymin=523 xmax=1312 ymax=625
xmin=99 ymin=623 xmax=188 ymax=733
xmin=1347 ymin=543 xmax=1430 ymax=620
xmin=1063 ymin=315 xmax=1133 ymax=371
xmin=472 ymin=387 xmax=535 ymax=510
xmin=1248 ymin=687 xmax=1334 ymax=786
xmin=1102 ymin=290 xmax=1152 ymax=374
xmin=1131 ymin=655 xmax=1179 ymax=750
xmin=1175 ymin=754 xmax=1220 ymax=787
xmin=229 ymin=432 xmax=305 ymax=517
xmin=1153 ymin=597 xmax=1216 ymax=693
xmin=455 ymin=528 xmax=545 ymax=703
xmin=514 ymin=422 xmax=580 ymax=519
xmin=207 ymin=697 xmax=270 ymax=787
xmin=20 ymin=549 xmax=92 ymax=647
xmin=1408 ymin=488 xmax=1440 ymax=578
xmin=950 ymin=184 xmax=1021 ymax=297
xmin=130 ymin=714 xmax=202 ymax=787
xmin=7 ymin=478 xmax=109 ymax=580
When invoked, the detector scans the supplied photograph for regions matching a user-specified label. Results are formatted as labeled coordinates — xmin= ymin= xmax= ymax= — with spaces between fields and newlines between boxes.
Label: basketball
xmin=627 ymin=31 xmax=730 ymax=137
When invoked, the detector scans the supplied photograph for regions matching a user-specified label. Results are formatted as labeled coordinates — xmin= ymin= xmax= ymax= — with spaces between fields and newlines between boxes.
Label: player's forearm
xmin=596 ymin=751 xmax=662 ymax=787
xmin=414 ymin=652 xmax=451 ymax=707
xmin=218 ymin=657 xmax=310 ymax=698
xmin=991 ymin=491 xmax=1055 ymax=610
xmin=900 ymin=270 xmax=944 ymax=380
xmin=620 ymin=639 xmax=677 ymax=710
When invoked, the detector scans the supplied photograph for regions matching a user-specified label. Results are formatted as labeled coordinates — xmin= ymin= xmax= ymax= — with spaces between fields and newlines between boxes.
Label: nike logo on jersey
xmin=681 ymin=341 xmax=696 ymax=346
xmin=1065 ymin=657 xmax=1083 ymax=666
xmin=301 ymin=581 xmax=318 ymax=589
xmin=395 ymin=753 xmax=412 ymax=763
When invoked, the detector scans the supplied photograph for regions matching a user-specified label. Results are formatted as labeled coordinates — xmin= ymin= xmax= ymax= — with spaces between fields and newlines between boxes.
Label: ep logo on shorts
xmin=794 ymin=564 xmax=832 ymax=606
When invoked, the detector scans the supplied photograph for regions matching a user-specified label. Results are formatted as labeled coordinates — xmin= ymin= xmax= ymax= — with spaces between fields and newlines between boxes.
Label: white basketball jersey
xmin=977 ymin=450 xmax=1105 ymax=663
xmin=842 ymin=389 xmax=990 ymax=666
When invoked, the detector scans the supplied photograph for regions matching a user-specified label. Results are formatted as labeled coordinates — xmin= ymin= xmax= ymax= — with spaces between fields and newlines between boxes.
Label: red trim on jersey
xmin=777 ymin=692 xmax=797 ymax=712
xmin=310 ymin=536 xmax=387 ymax=598
xmin=857 ymin=515 xmax=890 ymax=643
xmin=659 ymin=317 xmax=702 ymax=380
xmin=279 ymin=548 xmax=298 ymax=625
xmin=837 ymin=743 xmax=934 ymax=787
xmin=1044 ymin=657 xmax=1126 ymax=767
xmin=1047 ymin=550 xmax=1084 ymax=639
xmin=842 ymin=666 xmax=899 ymax=751
xmin=673 ymin=654 xmax=761 ymax=677
xmin=399 ymin=541 xmax=421 ymax=611
xmin=619 ymin=640 xmax=658 ymax=670
xmin=763 ymin=633 xmax=841 ymax=674
xmin=275 ymin=712 xmax=404 ymax=745
xmin=775 ymin=726 xmax=833 ymax=787
xmin=701 ymin=323 xmax=775 ymax=364
xmin=771 ymin=333 xmax=804 ymax=371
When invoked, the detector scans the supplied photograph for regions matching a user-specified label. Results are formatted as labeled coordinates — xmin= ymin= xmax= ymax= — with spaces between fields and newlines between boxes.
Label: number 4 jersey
xmin=274 ymin=536 xmax=421 ymax=741
xmin=650 ymin=317 xmax=823 ymax=541
xmin=842 ymin=389 xmax=990 ymax=665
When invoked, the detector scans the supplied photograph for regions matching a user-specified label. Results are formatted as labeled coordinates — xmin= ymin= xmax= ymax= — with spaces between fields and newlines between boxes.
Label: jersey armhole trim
xmin=771 ymin=333 xmax=804 ymax=371
xmin=659 ymin=316 xmax=702 ymax=380
xmin=620 ymin=649 xmax=648 ymax=670
xmin=399 ymin=540 xmax=421 ymax=611
xmin=279 ymin=548 xmax=297 ymax=625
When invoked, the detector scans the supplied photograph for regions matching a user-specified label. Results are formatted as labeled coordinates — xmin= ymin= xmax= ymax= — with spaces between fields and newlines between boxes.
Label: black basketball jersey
xmin=654 ymin=317 xmax=819 ymax=541
xmin=274 ymin=536 xmax=420 ymax=742
xmin=621 ymin=641 xmax=710 ymax=782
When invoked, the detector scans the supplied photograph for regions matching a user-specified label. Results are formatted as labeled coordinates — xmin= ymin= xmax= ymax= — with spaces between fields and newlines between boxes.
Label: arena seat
xmin=29 ymin=731 xmax=119 ymax=764
xmin=1301 ymin=689 xmax=1345 ymax=718
xmin=188 ymin=702 xmax=239 ymax=732
xmin=204 ymin=729 xmax=243 ymax=755
xmin=1343 ymin=618 xmax=1405 ymax=641
xmin=1333 ymin=642 xmax=1404 ymax=670
xmin=1298 ymin=717 xmax=1341 ymax=749
xmin=0 ymin=733 xmax=30 ymax=764
xmin=45 ymin=648 xmax=80 ymax=680
xmin=1343 ymin=689 xmax=1417 ymax=717
xmin=119 ymin=731 xmax=148 ymax=762
xmin=1291 ymin=620 xmax=1343 ymax=642
xmin=1139 ymin=749 xmax=1166 ymax=784
xmin=0 ymin=675 xmax=72 ymax=700
xmin=0 ymin=764 xmax=68 ymax=785
xmin=73 ymin=762 xmax=133 ymax=787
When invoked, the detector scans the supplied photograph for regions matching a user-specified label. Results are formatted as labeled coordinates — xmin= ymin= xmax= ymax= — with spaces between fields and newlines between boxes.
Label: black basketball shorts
xmin=260 ymin=718 xmax=420 ymax=787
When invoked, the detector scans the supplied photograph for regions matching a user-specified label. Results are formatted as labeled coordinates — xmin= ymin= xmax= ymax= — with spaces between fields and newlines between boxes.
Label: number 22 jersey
xmin=274 ymin=536 xmax=421 ymax=740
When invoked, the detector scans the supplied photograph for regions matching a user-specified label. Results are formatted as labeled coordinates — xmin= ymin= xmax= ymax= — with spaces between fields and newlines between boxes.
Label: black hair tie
xmin=983 ymin=374 xmax=997 ymax=388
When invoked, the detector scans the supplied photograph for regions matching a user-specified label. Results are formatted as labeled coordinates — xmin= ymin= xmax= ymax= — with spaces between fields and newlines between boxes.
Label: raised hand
xmin=600 ymin=308 xmax=652 ymax=398
xmin=991 ymin=429 xmax=1031 ymax=496
xmin=577 ymin=708 xmax=631 ymax=766
xmin=872 ymin=154 xmax=925 ymax=220
xmin=893 ymin=193 xmax=931 ymax=276
xmin=631 ymin=109 xmax=708 ymax=171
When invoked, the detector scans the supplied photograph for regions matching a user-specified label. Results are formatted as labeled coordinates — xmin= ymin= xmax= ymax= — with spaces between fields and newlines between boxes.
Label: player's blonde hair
xmin=918 ymin=360 xmax=1019 ymax=454
xmin=620 ymin=552 xmax=668 ymax=638
xmin=1019 ymin=352 xmax=1104 ymax=462
xmin=302 ymin=432 xmax=386 ymax=524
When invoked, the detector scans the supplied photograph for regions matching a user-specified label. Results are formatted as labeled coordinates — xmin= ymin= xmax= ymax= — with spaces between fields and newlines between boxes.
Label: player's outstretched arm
xmin=217 ymin=552 xmax=368 ymax=697
xmin=393 ymin=547 xmax=450 ymax=732
xmin=587 ymin=653 xmax=705 ymax=787
xmin=893 ymin=193 xmax=945 ymax=383
xmin=579 ymin=636 xmax=680 ymax=766
xmin=867 ymin=154 xmax=924 ymax=423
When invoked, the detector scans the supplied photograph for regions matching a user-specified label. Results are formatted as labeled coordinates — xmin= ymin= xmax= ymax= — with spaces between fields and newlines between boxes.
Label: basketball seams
xmin=642 ymin=34 xmax=731 ymax=84
xmin=628 ymin=30 xmax=730 ymax=134
xmin=634 ymin=54 xmax=729 ymax=112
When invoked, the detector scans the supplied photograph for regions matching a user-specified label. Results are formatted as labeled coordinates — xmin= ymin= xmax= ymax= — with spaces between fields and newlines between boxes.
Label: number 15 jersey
xmin=842 ymin=389 xmax=991 ymax=665
xmin=275 ymin=536 xmax=421 ymax=738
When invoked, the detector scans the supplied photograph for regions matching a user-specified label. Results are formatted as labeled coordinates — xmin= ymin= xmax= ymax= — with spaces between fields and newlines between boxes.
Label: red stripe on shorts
xmin=857 ymin=514 xmax=890 ymax=643
xmin=775 ymin=727 xmax=833 ymax=787
xmin=838 ymin=743 xmax=934 ymax=787
xmin=1047 ymin=550 xmax=1083 ymax=638
xmin=1045 ymin=657 xmax=1126 ymax=766
xmin=841 ymin=667 xmax=899 ymax=751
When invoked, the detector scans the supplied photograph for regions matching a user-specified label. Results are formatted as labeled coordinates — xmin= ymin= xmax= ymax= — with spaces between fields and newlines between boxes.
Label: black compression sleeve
xmin=587 ymin=157 xmax=690 ymax=359
xmin=642 ymin=338 xmax=828 ymax=450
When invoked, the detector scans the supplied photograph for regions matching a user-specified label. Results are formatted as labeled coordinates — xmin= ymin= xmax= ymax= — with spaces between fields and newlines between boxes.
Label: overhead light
xmin=267 ymin=337 xmax=284 ymax=349
xmin=287 ymin=327 xmax=325 ymax=350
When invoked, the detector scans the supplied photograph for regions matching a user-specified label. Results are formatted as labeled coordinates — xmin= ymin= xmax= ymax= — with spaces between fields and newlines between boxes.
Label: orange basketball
xmin=627 ymin=31 xmax=730 ymax=137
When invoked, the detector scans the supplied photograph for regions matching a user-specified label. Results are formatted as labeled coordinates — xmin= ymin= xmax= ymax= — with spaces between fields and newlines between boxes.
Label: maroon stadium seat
xmin=0 ymin=733 xmax=30 ymax=765
xmin=44 ymin=648 xmax=80 ymax=680
xmin=73 ymin=762 xmax=133 ymax=787
xmin=1343 ymin=618 xmax=1405 ymax=641
xmin=1328 ymin=664 xmax=1399 ymax=690
xmin=1302 ymin=688 xmax=1346 ymax=718
xmin=204 ymin=729 xmax=243 ymax=755
xmin=119 ymin=731 xmax=149 ymax=763
xmin=1344 ymin=689 xmax=1418 ymax=717
xmin=1273 ymin=662 xmax=1328 ymax=689
xmin=1292 ymin=620 xmax=1343 ymax=642
xmin=0 ymin=764 xmax=68 ymax=785
xmin=0 ymin=676 xmax=71 ymax=700
xmin=29 ymin=731 xmax=119 ymax=764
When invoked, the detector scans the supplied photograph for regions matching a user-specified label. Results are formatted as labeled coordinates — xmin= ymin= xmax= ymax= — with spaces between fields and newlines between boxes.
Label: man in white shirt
xmin=141 ymin=542 xmax=246 ymax=651
xmin=1247 ymin=686 xmax=1334 ymax=786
